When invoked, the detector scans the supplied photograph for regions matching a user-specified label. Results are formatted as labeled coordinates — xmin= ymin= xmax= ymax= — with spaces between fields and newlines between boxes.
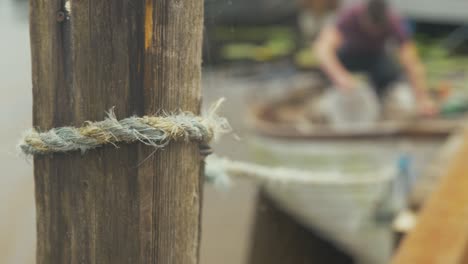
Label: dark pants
xmin=337 ymin=50 xmax=401 ymax=97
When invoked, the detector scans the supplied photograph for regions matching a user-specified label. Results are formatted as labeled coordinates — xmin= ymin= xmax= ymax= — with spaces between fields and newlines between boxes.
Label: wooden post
xmin=248 ymin=190 xmax=353 ymax=264
xmin=30 ymin=1 xmax=204 ymax=263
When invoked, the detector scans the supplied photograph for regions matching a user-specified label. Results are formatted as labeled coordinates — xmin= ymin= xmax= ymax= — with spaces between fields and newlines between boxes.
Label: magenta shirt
xmin=337 ymin=4 xmax=410 ymax=53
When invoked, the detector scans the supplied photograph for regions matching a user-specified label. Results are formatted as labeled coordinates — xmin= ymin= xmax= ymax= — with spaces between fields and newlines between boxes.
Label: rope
xmin=19 ymin=97 xmax=394 ymax=187
xmin=19 ymin=99 xmax=230 ymax=156
xmin=205 ymin=155 xmax=395 ymax=188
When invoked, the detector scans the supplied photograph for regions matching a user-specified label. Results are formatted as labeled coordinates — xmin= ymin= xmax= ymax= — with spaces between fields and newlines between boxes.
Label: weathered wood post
xmin=30 ymin=0 xmax=204 ymax=263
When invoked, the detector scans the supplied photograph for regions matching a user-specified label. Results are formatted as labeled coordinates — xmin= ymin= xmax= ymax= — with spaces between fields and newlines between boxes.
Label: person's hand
xmin=417 ymin=96 xmax=438 ymax=117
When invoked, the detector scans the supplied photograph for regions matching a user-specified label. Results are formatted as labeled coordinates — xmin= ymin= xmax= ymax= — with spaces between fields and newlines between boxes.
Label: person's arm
xmin=398 ymin=41 xmax=438 ymax=116
xmin=314 ymin=26 xmax=356 ymax=90
xmin=398 ymin=41 xmax=427 ymax=100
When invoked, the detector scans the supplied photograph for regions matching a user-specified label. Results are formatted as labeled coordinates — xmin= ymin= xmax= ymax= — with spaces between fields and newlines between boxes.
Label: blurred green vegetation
xmin=415 ymin=34 xmax=468 ymax=91
xmin=215 ymin=26 xmax=296 ymax=62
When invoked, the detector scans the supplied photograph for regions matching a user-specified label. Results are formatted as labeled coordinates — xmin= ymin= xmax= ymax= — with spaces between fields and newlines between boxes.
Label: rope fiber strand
xmin=19 ymin=99 xmax=230 ymax=156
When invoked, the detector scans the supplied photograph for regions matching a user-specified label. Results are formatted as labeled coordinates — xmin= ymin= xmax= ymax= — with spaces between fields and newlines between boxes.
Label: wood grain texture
xmin=248 ymin=190 xmax=353 ymax=264
xmin=392 ymin=131 xmax=468 ymax=264
xmin=30 ymin=0 xmax=204 ymax=263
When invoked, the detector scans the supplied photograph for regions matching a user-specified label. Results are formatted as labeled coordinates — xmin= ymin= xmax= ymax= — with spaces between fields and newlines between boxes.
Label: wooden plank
xmin=30 ymin=0 xmax=204 ymax=263
xmin=392 ymin=130 xmax=468 ymax=264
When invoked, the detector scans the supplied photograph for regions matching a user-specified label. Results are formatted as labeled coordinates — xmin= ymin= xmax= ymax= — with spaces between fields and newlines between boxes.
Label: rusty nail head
xmin=57 ymin=11 xmax=66 ymax=22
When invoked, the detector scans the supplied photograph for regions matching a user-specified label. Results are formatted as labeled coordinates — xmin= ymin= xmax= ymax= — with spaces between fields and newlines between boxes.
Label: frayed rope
xmin=19 ymin=99 xmax=231 ymax=156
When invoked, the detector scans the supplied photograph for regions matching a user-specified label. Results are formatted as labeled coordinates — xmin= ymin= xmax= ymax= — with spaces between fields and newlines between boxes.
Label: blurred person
xmin=314 ymin=0 xmax=437 ymax=116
